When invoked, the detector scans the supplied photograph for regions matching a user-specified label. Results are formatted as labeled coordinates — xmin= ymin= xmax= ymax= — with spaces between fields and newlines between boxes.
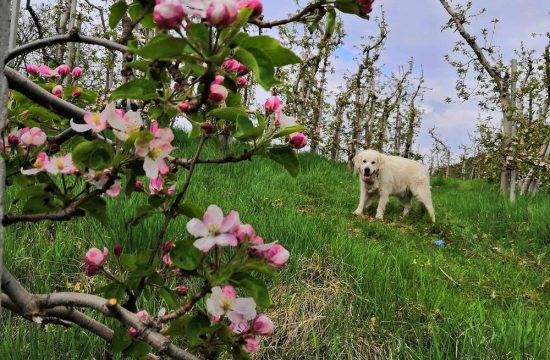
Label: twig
xmin=439 ymin=267 xmax=461 ymax=288
xmin=159 ymin=285 xmax=211 ymax=323
xmin=249 ymin=1 xmax=326 ymax=29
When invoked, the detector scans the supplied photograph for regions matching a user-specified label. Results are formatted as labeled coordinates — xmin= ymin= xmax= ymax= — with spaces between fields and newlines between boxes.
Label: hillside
xmin=2 ymin=134 xmax=549 ymax=359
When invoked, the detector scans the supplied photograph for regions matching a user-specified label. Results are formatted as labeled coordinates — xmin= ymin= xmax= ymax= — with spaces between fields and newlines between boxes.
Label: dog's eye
xmin=362 ymin=160 xmax=367 ymax=163
xmin=371 ymin=161 xmax=376 ymax=164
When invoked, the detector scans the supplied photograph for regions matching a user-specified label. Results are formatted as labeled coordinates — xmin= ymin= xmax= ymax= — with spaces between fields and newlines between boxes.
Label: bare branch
xmin=249 ymin=1 xmax=326 ymax=29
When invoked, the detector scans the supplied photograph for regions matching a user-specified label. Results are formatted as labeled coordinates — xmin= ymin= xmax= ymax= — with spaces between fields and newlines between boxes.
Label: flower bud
xmin=134 ymin=180 xmax=144 ymax=191
xmin=358 ymin=0 xmax=375 ymax=14
xmin=265 ymin=96 xmax=280 ymax=113
xmin=200 ymin=122 xmax=215 ymax=135
xmin=236 ymin=76 xmax=248 ymax=86
xmin=206 ymin=0 xmax=238 ymax=28
xmin=153 ymin=0 xmax=185 ymax=29
xmin=238 ymin=0 xmax=263 ymax=19
xmin=243 ymin=335 xmax=260 ymax=353
xmin=237 ymin=63 xmax=250 ymax=76
xmin=26 ymin=64 xmax=40 ymax=75
xmin=209 ymin=84 xmax=228 ymax=103
xmin=177 ymin=284 xmax=188 ymax=296
xmin=252 ymin=314 xmax=274 ymax=335
xmin=113 ymin=244 xmax=123 ymax=257
xmin=128 ymin=327 xmax=138 ymax=337
xmin=72 ymin=88 xmax=82 ymax=98
xmin=289 ymin=132 xmax=308 ymax=149
xmin=222 ymin=59 xmax=240 ymax=72
xmin=48 ymin=143 xmax=60 ymax=154
xmin=178 ymin=101 xmax=191 ymax=113
xmin=20 ymin=110 xmax=29 ymax=118
xmin=84 ymin=264 xmax=100 ymax=277
xmin=213 ymin=74 xmax=225 ymax=85
xmin=7 ymin=134 xmax=20 ymax=146
xmin=56 ymin=64 xmax=71 ymax=76
xmin=163 ymin=241 xmax=174 ymax=253
xmin=52 ymin=85 xmax=64 ymax=98
xmin=71 ymin=66 xmax=83 ymax=78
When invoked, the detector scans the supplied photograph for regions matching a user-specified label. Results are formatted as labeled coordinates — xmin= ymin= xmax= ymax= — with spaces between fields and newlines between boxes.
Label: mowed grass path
xmin=2 ymin=134 xmax=549 ymax=359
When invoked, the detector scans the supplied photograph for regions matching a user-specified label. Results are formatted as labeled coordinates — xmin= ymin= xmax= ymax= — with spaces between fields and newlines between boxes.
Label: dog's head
xmin=353 ymin=149 xmax=385 ymax=182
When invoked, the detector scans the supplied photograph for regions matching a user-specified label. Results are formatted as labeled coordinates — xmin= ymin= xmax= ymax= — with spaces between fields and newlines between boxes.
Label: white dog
xmin=352 ymin=149 xmax=435 ymax=222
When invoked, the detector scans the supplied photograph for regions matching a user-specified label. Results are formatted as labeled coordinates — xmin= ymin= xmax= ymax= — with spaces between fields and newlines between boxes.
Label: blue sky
xmin=262 ymin=0 xmax=550 ymax=157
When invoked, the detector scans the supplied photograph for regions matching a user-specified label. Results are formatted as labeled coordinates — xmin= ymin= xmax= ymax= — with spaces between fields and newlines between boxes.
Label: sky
xmin=261 ymin=0 xmax=550 ymax=157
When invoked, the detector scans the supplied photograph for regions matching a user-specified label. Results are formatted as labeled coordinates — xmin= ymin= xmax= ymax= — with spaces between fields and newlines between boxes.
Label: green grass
xmin=2 ymin=133 xmax=549 ymax=359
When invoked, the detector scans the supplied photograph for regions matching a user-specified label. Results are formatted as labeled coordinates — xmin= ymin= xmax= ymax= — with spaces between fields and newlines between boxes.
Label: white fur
xmin=352 ymin=149 xmax=435 ymax=222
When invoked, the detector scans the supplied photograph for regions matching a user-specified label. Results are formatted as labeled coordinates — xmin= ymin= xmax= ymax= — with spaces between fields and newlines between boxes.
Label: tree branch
xmin=159 ymin=285 xmax=211 ymax=323
xmin=249 ymin=1 xmax=326 ymax=28
xmin=6 ymin=31 xmax=128 ymax=62
xmin=173 ymin=149 xmax=255 ymax=169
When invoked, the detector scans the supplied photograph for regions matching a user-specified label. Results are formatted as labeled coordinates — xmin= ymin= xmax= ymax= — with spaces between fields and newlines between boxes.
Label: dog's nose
xmin=364 ymin=168 xmax=370 ymax=175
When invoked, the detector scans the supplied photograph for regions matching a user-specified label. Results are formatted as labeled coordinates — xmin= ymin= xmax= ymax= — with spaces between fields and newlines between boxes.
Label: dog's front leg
xmin=353 ymin=179 xmax=367 ymax=216
xmin=375 ymin=192 xmax=389 ymax=220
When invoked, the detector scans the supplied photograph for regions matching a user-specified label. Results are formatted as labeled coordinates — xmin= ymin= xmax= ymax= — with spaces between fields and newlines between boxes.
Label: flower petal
xmin=70 ymin=119 xmax=91 ymax=133
xmin=203 ymin=204 xmax=223 ymax=227
xmin=186 ymin=218 xmax=209 ymax=237
xmin=214 ymin=233 xmax=238 ymax=247
xmin=193 ymin=236 xmax=216 ymax=253
xmin=143 ymin=156 xmax=159 ymax=179
xmin=220 ymin=210 xmax=240 ymax=233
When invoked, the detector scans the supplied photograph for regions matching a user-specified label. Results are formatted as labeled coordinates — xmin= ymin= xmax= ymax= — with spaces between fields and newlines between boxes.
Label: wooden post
xmin=509 ymin=59 xmax=517 ymax=202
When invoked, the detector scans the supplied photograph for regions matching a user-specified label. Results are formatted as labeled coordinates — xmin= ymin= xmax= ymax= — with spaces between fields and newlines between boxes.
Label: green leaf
xmin=186 ymin=313 xmax=210 ymax=345
xmin=22 ymin=194 xmax=58 ymax=214
xmin=124 ymin=340 xmax=151 ymax=359
xmin=79 ymin=196 xmax=108 ymax=226
xmin=110 ymin=326 xmax=132 ymax=353
xmin=72 ymin=140 xmax=114 ymax=171
xmin=178 ymin=202 xmax=204 ymax=219
xmin=247 ymin=48 xmax=276 ymax=89
xmin=187 ymin=24 xmax=209 ymax=53
xmin=274 ymin=125 xmax=305 ymax=138
xmin=119 ymin=253 xmax=137 ymax=270
xmin=171 ymin=239 xmax=203 ymax=271
xmin=335 ymin=0 xmax=370 ymax=19
xmin=110 ymin=79 xmax=158 ymax=101
xmin=26 ymin=105 xmax=62 ymax=121
xmin=208 ymin=107 xmax=249 ymax=123
xmin=240 ymin=259 xmax=278 ymax=279
xmin=63 ymin=86 xmax=97 ymax=103
xmin=266 ymin=146 xmax=300 ymax=177
xmin=109 ymin=1 xmax=128 ymax=29
xmin=133 ymin=36 xmax=189 ymax=60
xmin=234 ymin=115 xmax=265 ymax=141
xmin=230 ymin=273 xmax=270 ymax=308
xmin=97 ymin=283 xmax=127 ymax=300
xmin=127 ymin=204 xmax=158 ymax=227
xmin=159 ymin=287 xmax=180 ymax=310
xmin=239 ymin=35 xmax=301 ymax=67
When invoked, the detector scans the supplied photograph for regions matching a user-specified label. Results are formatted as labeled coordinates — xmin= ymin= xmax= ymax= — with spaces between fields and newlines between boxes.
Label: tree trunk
xmin=508 ymin=59 xmax=518 ymax=202
xmin=310 ymin=49 xmax=329 ymax=153
xmin=9 ymin=0 xmax=20 ymax=50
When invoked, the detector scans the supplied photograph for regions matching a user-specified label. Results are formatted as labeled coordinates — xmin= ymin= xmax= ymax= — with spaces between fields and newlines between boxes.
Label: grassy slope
xmin=2 ymin=135 xmax=549 ymax=359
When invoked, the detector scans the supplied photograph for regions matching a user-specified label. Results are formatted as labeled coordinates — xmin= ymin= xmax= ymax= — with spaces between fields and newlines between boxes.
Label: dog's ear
xmin=378 ymin=154 xmax=385 ymax=171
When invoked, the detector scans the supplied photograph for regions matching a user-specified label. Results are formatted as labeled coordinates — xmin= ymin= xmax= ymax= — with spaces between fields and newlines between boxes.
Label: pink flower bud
xmin=206 ymin=0 xmax=238 ymax=28
xmin=113 ymin=244 xmax=123 ymax=257
xmin=136 ymin=310 xmax=149 ymax=319
xmin=358 ymin=0 xmax=375 ymax=14
xmin=163 ymin=241 xmax=174 ymax=253
xmin=72 ymin=88 xmax=82 ymax=97
xmin=128 ymin=327 xmax=139 ymax=337
xmin=200 ymin=122 xmax=214 ymax=135
xmin=213 ymin=74 xmax=225 ymax=85
xmin=265 ymin=96 xmax=280 ymax=113
xmin=178 ymin=101 xmax=191 ymax=113
xmin=265 ymin=244 xmax=289 ymax=268
xmin=252 ymin=314 xmax=274 ymax=335
xmin=134 ymin=180 xmax=144 ymax=191
xmin=149 ymin=177 xmax=164 ymax=194
xmin=167 ymin=184 xmax=176 ymax=196
xmin=52 ymin=85 xmax=64 ymax=98
xmin=7 ymin=134 xmax=20 ymax=146
xmin=20 ymin=127 xmax=47 ymax=147
xmin=250 ymin=235 xmax=264 ymax=246
xmin=38 ymin=65 xmax=58 ymax=77
xmin=289 ymin=133 xmax=308 ymax=149
xmin=48 ymin=143 xmax=60 ymax=154
xmin=209 ymin=84 xmax=228 ymax=103
xmin=237 ymin=63 xmax=250 ymax=76
xmin=234 ymin=224 xmax=255 ymax=242
xmin=153 ymin=0 xmax=185 ymax=29
xmin=236 ymin=76 xmax=248 ymax=86
xmin=222 ymin=59 xmax=240 ymax=72
xmin=26 ymin=64 xmax=40 ymax=75
xmin=243 ymin=335 xmax=260 ymax=353
xmin=238 ymin=0 xmax=263 ymax=19
xmin=177 ymin=284 xmax=188 ymax=296
xmin=20 ymin=110 xmax=29 ymax=118
xmin=56 ymin=64 xmax=70 ymax=76
xmin=162 ymin=253 xmax=173 ymax=267
xmin=71 ymin=67 xmax=83 ymax=78
xmin=84 ymin=247 xmax=109 ymax=266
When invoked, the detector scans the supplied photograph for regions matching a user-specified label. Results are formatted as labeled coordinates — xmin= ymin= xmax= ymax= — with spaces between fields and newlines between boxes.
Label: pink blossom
xmin=153 ymin=0 xmax=185 ymax=29
xmin=237 ymin=63 xmax=250 ymax=75
xmin=187 ymin=205 xmax=240 ymax=252
xmin=38 ymin=64 xmax=58 ymax=77
xmin=162 ymin=253 xmax=173 ymax=267
xmin=71 ymin=67 xmax=83 ymax=78
xmin=113 ymin=244 xmax=123 ymax=257
xmin=21 ymin=152 xmax=49 ymax=175
xmin=201 ymin=122 xmax=215 ymax=135
xmin=167 ymin=184 xmax=176 ymax=196
xmin=72 ymin=88 xmax=82 ymax=97
xmin=86 ymin=169 xmax=111 ymax=189
xmin=26 ymin=64 xmax=40 ymax=75
xmin=265 ymin=96 xmax=280 ymax=113
xmin=274 ymin=111 xmax=296 ymax=128
xmin=128 ymin=327 xmax=138 ymax=337
xmin=177 ymin=284 xmax=188 ymax=296
xmin=56 ymin=64 xmax=71 ymax=76
xmin=7 ymin=134 xmax=20 ymax=146
xmin=84 ymin=265 xmax=100 ymax=276
xmin=230 ymin=320 xmax=250 ymax=334
xmin=236 ymin=76 xmax=248 ymax=86
xmin=106 ymin=179 xmax=121 ymax=198
xmin=222 ymin=59 xmax=241 ymax=72
xmin=178 ymin=101 xmax=191 ymax=113
xmin=206 ymin=0 xmax=238 ymax=28
xmin=251 ymin=242 xmax=289 ymax=268
xmin=19 ymin=127 xmax=47 ymax=147
xmin=105 ymin=103 xmax=144 ymax=141
xmin=136 ymin=310 xmax=149 ymax=319
xmin=243 ymin=335 xmax=260 ymax=353
xmin=250 ymin=235 xmax=264 ymax=246
xmin=213 ymin=74 xmax=225 ymax=85
xmin=252 ymin=314 xmax=273 ymax=335
xmin=233 ymin=224 xmax=254 ymax=242
xmin=181 ymin=0 xmax=209 ymax=17
xmin=71 ymin=105 xmax=112 ymax=134
xmin=209 ymin=84 xmax=228 ymax=103
xmin=52 ymin=85 xmax=64 ymax=98
xmin=134 ymin=180 xmax=144 ymax=191
xmin=237 ymin=0 xmax=263 ymax=18
xmin=149 ymin=177 xmax=164 ymax=194
xmin=135 ymin=123 xmax=174 ymax=179
xmin=84 ymin=247 xmax=109 ymax=266
xmin=206 ymin=286 xmax=257 ymax=327
xmin=45 ymin=153 xmax=77 ymax=175
xmin=163 ymin=241 xmax=174 ymax=253
xmin=289 ymin=133 xmax=308 ymax=149
xmin=358 ymin=0 xmax=375 ymax=14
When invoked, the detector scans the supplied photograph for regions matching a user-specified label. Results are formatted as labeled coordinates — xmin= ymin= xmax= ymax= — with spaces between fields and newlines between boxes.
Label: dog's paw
xmin=375 ymin=214 xmax=384 ymax=220
xmin=352 ymin=210 xmax=363 ymax=216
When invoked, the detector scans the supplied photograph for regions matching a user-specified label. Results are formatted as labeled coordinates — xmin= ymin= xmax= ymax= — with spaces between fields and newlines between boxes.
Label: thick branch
xmin=249 ymin=1 xmax=326 ymax=28
xmin=6 ymin=31 xmax=128 ymax=62
xmin=173 ymin=149 xmax=255 ymax=169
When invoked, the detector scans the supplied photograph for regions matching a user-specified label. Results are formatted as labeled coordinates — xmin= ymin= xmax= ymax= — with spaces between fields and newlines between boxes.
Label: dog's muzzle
xmin=362 ymin=168 xmax=372 ymax=182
